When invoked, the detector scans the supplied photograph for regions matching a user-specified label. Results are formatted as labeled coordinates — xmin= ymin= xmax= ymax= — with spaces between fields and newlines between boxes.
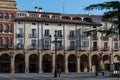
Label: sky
xmin=16 ymin=0 xmax=119 ymax=15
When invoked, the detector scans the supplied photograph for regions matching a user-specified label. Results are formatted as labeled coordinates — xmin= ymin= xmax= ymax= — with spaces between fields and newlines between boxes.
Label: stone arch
xmin=15 ymin=54 xmax=25 ymax=73
xmin=61 ymin=16 xmax=71 ymax=20
xmin=29 ymin=54 xmax=38 ymax=73
xmin=42 ymin=54 xmax=52 ymax=72
xmin=0 ymin=53 xmax=10 ymax=73
xmin=103 ymin=54 xmax=109 ymax=71
xmin=80 ymin=54 xmax=88 ymax=72
xmin=92 ymin=54 xmax=99 ymax=72
xmin=83 ymin=17 xmax=92 ymax=22
xmin=72 ymin=17 xmax=82 ymax=21
xmin=68 ymin=54 xmax=77 ymax=72
xmin=56 ymin=54 xmax=64 ymax=72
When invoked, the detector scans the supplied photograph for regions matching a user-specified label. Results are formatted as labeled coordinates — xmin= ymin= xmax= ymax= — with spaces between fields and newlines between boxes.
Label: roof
xmin=15 ymin=17 xmax=102 ymax=26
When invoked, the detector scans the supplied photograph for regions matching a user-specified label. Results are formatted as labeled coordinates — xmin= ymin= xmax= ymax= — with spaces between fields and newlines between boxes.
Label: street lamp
xmin=54 ymin=30 xmax=58 ymax=78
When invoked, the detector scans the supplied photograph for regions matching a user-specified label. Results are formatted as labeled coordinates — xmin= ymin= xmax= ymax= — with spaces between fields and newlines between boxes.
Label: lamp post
xmin=54 ymin=30 xmax=58 ymax=78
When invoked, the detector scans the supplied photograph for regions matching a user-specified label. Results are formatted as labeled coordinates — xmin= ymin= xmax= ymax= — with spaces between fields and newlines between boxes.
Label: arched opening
xmin=5 ymin=13 xmax=9 ymax=19
xmin=0 ymin=54 xmax=10 ymax=73
xmin=68 ymin=54 xmax=77 ymax=72
xmin=11 ymin=13 xmax=14 ymax=20
xmin=92 ymin=54 xmax=99 ymax=72
xmin=114 ymin=55 xmax=120 ymax=71
xmin=72 ymin=17 xmax=82 ymax=21
xmin=42 ymin=54 xmax=52 ymax=72
xmin=103 ymin=55 xmax=109 ymax=71
xmin=80 ymin=54 xmax=88 ymax=72
xmin=15 ymin=54 xmax=25 ymax=73
xmin=83 ymin=17 xmax=92 ymax=22
xmin=61 ymin=16 xmax=71 ymax=20
xmin=56 ymin=54 xmax=64 ymax=72
xmin=29 ymin=54 xmax=38 ymax=73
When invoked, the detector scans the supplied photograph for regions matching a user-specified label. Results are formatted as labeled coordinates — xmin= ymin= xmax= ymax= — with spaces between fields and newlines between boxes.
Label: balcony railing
xmin=101 ymin=37 xmax=109 ymax=41
xmin=101 ymin=46 xmax=110 ymax=51
xmin=29 ymin=45 xmax=36 ymax=50
xmin=16 ymin=44 xmax=24 ymax=50
xmin=112 ymin=48 xmax=119 ymax=51
xmin=69 ymin=45 xmax=75 ymax=50
xmin=91 ymin=46 xmax=99 ymax=51
xmin=43 ymin=45 xmax=51 ymax=50
xmin=68 ymin=35 xmax=76 ymax=40
xmin=29 ymin=34 xmax=37 ymax=38
xmin=91 ymin=36 xmax=98 ymax=40
xmin=113 ymin=38 xmax=119 ymax=41
xmin=16 ymin=33 xmax=24 ymax=38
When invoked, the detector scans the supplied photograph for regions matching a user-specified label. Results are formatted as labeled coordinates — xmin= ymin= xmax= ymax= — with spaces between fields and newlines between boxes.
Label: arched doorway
xmin=42 ymin=54 xmax=52 ymax=72
xmin=103 ymin=55 xmax=109 ymax=71
xmin=80 ymin=54 xmax=88 ymax=72
xmin=0 ymin=54 xmax=10 ymax=73
xmin=68 ymin=54 xmax=77 ymax=72
xmin=114 ymin=55 xmax=120 ymax=71
xmin=56 ymin=54 xmax=64 ymax=72
xmin=29 ymin=54 xmax=38 ymax=73
xmin=15 ymin=54 xmax=25 ymax=73
xmin=92 ymin=54 xmax=99 ymax=72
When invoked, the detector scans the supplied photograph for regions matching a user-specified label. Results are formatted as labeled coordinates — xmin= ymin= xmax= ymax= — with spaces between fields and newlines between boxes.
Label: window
xmin=4 ymin=24 xmax=9 ymax=33
xmin=70 ymin=41 xmax=75 ymax=48
xmin=70 ymin=30 xmax=75 ymax=37
xmin=93 ymin=26 xmax=96 ymax=28
xmin=58 ymin=24 xmax=62 ymax=26
xmin=5 ymin=13 xmax=9 ymax=19
xmin=18 ymin=21 xmax=24 ymax=24
xmin=41 ymin=14 xmax=49 ymax=18
xmin=9 ymin=24 xmax=13 ymax=33
xmin=17 ymin=39 xmax=23 ymax=48
xmin=82 ymin=40 xmax=89 ymax=47
xmin=31 ymin=29 xmax=36 ymax=37
xmin=9 ymin=38 xmax=12 ymax=47
xmin=32 ymin=22 xmax=36 ymax=25
xmin=57 ymin=30 xmax=62 ymax=37
xmin=114 ymin=43 xmax=118 ymax=49
xmin=17 ymin=28 xmax=23 ymax=37
xmin=0 ymin=13 xmax=3 ymax=19
xmin=44 ymin=29 xmax=49 ymax=36
xmin=31 ymin=40 xmax=36 ymax=48
xmin=11 ymin=14 xmax=14 ymax=20
xmin=4 ymin=38 xmax=9 ymax=48
xmin=104 ymin=23 xmax=108 ymax=30
xmin=45 ymin=23 xmax=49 ymax=26
xmin=44 ymin=39 xmax=50 ymax=49
xmin=0 ymin=24 xmax=2 ymax=33
xmin=104 ymin=42 xmax=108 ymax=49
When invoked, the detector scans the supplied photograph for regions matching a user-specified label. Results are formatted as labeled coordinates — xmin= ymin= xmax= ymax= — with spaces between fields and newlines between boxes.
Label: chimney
xmin=38 ymin=7 xmax=42 ymax=12
xmin=34 ymin=7 xmax=38 ymax=11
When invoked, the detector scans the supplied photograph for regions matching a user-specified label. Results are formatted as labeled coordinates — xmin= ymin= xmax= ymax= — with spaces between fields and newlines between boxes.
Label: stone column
xmin=38 ymin=52 xmax=42 ymax=73
xmin=25 ymin=53 xmax=29 ymax=73
xmin=10 ymin=52 xmax=14 ymax=74
xmin=88 ymin=53 xmax=92 ymax=72
xmin=52 ymin=53 xmax=55 ymax=73
xmin=65 ymin=55 xmax=68 ymax=73
xmin=77 ymin=56 xmax=80 ymax=73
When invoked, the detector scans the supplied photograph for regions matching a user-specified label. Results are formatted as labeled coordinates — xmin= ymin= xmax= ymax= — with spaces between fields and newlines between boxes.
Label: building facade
xmin=0 ymin=0 xmax=120 ymax=74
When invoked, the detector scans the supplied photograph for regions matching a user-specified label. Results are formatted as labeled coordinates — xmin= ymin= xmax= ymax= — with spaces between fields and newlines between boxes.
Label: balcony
xmin=0 ymin=44 xmax=13 ymax=50
xmin=101 ymin=47 xmax=110 ymax=51
xmin=113 ymin=38 xmax=119 ymax=41
xmin=16 ymin=33 xmax=24 ymax=38
xmin=16 ymin=44 xmax=23 ymax=50
xmin=43 ymin=45 xmax=51 ymax=50
xmin=91 ymin=36 xmax=98 ymax=40
xmin=92 ymin=46 xmax=99 ymax=51
xmin=29 ymin=45 xmax=36 ymax=50
xmin=68 ymin=35 xmax=76 ymax=40
xmin=101 ymin=37 xmax=109 ymax=41
xmin=29 ymin=34 xmax=37 ymax=38
xmin=69 ymin=45 xmax=75 ymax=50
xmin=112 ymin=48 xmax=119 ymax=51
xmin=43 ymin=34 xmax=51 ymax=38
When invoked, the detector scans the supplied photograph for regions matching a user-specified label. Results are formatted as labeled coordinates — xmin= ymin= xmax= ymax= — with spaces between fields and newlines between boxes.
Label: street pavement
xmin=0 ymin=72 xmax=119 ymax=80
